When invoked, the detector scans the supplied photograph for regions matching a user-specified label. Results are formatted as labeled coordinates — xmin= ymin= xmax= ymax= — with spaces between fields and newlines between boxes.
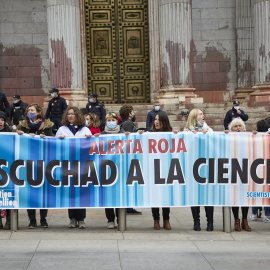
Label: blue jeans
xmin=252 ymin=207 xmax=270 ymax=216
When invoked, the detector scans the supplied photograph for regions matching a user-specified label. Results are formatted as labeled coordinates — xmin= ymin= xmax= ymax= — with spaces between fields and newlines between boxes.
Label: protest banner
xmin=0 ymin=132 xmax=270 ymax=208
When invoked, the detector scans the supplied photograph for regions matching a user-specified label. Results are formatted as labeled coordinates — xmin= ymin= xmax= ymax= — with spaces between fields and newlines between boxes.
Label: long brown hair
xmin=151 ymin=112 xmax=172 ymax=132
xmin=25 ymin=103 xmax=45 ymax=121
xmin=62 ymin=106 xmax=85 ymax=126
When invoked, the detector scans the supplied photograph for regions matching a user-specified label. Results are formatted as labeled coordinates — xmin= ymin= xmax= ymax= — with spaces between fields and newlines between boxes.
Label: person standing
xmin=9 ymin=95 xmax=28 ymax=126
xmin=119 ymin=104 xmax=142 ymax=215
xmin=224 ymin=100 xmax=248 ymax=130
xmin=56 ymin=107 xmax=92 ymax=229
xmin=183 ymin=108 xmax=214 ymax=231
xmin=0 ymin=92 xmax=10 ymax=114
xmin=86 ymin=93 xmax=106 ymax=131
xmin=146 ymin=101 xmax=166 ymax=131
xmin=45 ymin=88 xmax=67 ymax=134
xmin=17 ymin=103 xmax=54 ymax=229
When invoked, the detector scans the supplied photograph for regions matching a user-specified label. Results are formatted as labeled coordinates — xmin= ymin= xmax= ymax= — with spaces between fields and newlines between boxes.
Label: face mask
xmin=197 ymin=121 xmax=203 ymax=127
xmin=155 ymin=106 xmax=160 ymax=111
xmin=13 ymin=100 xmax=18 ymax=104
xmin=85 ymin=120 xmax=89 ymax=127
xmin=27 ymin=112 xmax=37 ymax=119
xmin=131 ymin=115 xmax=136 ymax=122
xmin=89 ymin=98 xmax=93 ymax=103
xmin=51 ymin=93 xmax=55 ymax=98
xmin=107 ymin=122 xmax=117 ymax=129
xmin=234 ymin=106 xmax=240 ymax=110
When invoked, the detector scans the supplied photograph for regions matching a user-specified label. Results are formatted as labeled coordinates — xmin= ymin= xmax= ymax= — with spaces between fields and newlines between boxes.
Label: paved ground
xmin=1 ymin=207 xmax=270 ymax=270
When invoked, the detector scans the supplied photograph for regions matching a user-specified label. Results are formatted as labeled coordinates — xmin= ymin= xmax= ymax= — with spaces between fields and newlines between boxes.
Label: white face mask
xmin=234 ymin=106 xmax=240 ymax=110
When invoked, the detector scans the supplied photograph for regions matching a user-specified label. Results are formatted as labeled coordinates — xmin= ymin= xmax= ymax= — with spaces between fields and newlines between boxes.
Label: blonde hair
xmin=88 ymin=113 xmax=100 ymax=128
xmin=185 ymin=108 xmax=202 ymax=130
xmin=105 ymin=112 xmax=118 ymax=120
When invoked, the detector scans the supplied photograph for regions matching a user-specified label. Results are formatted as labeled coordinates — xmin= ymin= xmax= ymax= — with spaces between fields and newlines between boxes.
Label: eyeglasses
xmin=67 ymin=113 xmax=75 ymax=116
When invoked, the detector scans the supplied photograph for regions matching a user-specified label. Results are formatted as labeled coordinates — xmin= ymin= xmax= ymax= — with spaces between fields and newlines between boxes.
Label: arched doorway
xmin=85 ymin=0 xmax=150 ymax=104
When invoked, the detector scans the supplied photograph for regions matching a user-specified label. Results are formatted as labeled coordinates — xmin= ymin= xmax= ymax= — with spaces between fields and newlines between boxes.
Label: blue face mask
xmin=51 ymin=93 xmax=55 ymax=98
xmin=13 ymin=100 xmax=18 ymax=104
xmin=27 ymin=112 xmax=37 ymax=119
xmin=197 ymin=121 xmax=203 ymax=127
xmin=89 ymin=98 xmax=93 ymax=103
xmin=107 ymin=122 xmax=117 ymax=129
xmin=85 ymin=120 xmax=89 ymax=127
xmin=154 ymin=106 xmax=160 ymax=111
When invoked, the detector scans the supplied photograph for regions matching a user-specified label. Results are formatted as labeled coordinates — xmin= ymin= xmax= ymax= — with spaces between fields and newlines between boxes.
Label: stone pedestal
xmin=158 ymin=0 xmax=197 ymax=106
xmin=251 ymin=0 xmax=270 ymax=105
xmin=46 ymin=0 xmax=87 ymax=107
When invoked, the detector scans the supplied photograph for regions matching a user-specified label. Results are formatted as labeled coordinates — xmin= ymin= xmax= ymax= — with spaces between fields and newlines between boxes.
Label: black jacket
xmin=0 ymin=93 xmax=10 ymax=112
xmin=86 ymin=101 xmax=106 ymax=130
xmin=224 ymin=107 xmax=248 ymax=130
xmin=9 ymin=100 xmax=28 ymax=126
xmin=45 ymin=96 xmax=67 ymax=119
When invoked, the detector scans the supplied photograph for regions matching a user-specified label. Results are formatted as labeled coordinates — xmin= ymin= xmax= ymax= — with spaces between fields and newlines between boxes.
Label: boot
xmin=3 ymin=216 xmax=10 ymax=230
xmin=154 ymin=220 xmax=160 ymax=230
xmin=0 ymin=218 xmax=3 ymax=230
xmin=163 ymin=220 xmax=171 ymax=230
xmin=205 ymin=206 xmax=214 ymax=231
xmin=194 ymin=221 xmax=201 ymax=231
xmin=234 ymin=218 xmax=241 ymax=231
xmin=242 ymin=219 xmax=251 ymax=232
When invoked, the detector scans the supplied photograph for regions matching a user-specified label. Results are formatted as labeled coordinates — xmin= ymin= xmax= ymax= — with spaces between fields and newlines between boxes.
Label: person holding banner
xmin=17 ymin=103 xmax=54 ymax=229
xmin=99 ymin=112 xmax=125 ymax=228
xmin=227 ymin=117 xmax=251 ymax=231
xmin=151 ymin=111 xmax=172 ymax=230
xmin=0 ymin=111 xmax=12 ymax=230
xmin=184 ymin=108 xmax=214 ymax=231
xmin=85 ymin=113 xmax=101 ymax=135
xmin=56 ymin=106 xmax=92 ymax=229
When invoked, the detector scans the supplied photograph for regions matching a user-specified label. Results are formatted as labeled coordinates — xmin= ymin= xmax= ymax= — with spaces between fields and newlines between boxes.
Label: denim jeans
xmin=252 ymin=207 xmax=270 ymax=216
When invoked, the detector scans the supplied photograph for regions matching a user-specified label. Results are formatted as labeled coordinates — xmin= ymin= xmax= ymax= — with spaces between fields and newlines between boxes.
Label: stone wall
xmin=0 ymin=0 xmax=50 ymax=105
xmin=192 ymin=0 xmax=237 ymax=100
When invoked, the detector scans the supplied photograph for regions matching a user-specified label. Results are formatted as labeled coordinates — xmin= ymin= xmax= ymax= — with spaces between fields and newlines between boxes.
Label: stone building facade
xmin=0 ymin=0 xmax=270 ymax=110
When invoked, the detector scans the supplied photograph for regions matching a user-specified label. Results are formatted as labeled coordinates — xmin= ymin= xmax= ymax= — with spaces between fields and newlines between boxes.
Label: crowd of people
xmin=0 ymin=90 xmax=269 ymax=232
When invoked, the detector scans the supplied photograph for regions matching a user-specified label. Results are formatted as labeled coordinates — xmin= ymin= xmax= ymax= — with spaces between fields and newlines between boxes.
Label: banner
xmin=0 ymin=132 xmax=270 ymax=209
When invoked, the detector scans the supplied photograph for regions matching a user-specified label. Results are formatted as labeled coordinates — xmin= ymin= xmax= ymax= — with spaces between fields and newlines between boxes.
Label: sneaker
xmin=78 ymin=221 xmax=86 ymax=229
xmin=107 ymin=222 xmax=115 ymax=229
xmin=250 ymin=214 xmax=257 ymax=221
xmin=126 ymin=208 xmax=142 ymax=215
xmin=68 ymin=219 xmax=77 ymax=228
xmin=263 ymin=216 xmax=270 ymax=223
xmin=40 ymin=218 xmax=48 ymax=228
xmin=28 ymin=219 xmax=37 ymax=229
xmin=3 ymin=219 xmax=10 ymax=230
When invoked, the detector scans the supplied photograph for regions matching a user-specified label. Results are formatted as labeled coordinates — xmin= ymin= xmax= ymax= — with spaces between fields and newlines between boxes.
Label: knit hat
xmin=0 ymin=111 xmax=6 ymax=121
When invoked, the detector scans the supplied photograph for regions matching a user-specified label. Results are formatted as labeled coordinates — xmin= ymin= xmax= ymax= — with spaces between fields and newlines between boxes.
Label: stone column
xmin=250 ymin=0 xmax=270 ymax=105
xmin=234 ymin=0 xmax=255 ymax=101
xmin=158 ymin=0 xmax=196 ymax=105
xmin=46 ymin=0 xmax=87 ymax=106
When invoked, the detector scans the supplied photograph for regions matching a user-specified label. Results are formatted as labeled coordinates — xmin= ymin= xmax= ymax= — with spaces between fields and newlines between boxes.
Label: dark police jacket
xmin=9 ymin=100 xmax=28 ymax=126
xmin=45 ymin=96 xmax=67 ymax=119
xmin=224 ymin=107 xmax=248 ymax=130
xmin=0 ymin=93 xmax=10 ymax=112
xmin=86 ymin=101 xmax=106 ymax=130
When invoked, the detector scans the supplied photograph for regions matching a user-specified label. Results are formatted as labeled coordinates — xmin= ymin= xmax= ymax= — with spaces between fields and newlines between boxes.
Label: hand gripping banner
xmin=0 ymin=132 xmax=270 ymax=209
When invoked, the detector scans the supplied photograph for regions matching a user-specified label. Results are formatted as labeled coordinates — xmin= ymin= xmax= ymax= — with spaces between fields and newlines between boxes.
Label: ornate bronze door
xmin=85 ymin=0 xmax=150 ymax=104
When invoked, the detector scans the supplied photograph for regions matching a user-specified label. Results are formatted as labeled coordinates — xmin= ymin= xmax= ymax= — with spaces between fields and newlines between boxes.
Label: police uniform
xmin=45 ymin=95 xmax=67 ymax=133
xmin=0 ymin=93 xmax=10 ymax=113
xmin=86 ymin=100 xmax=106 ymax=131
xmin=9 ymin=100 xmax=28 ymax=126
xmin=224 ymin=107 xmax=248 ymax=130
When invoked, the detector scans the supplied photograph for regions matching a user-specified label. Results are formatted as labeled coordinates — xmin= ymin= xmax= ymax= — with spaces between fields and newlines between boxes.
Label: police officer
xmin=0 ymin=92 xmax=10 ymax=114
xmin=45 ymin=88 xmax=67 ymax=133
xmin=224 ymin=100 xmax=248 ymax=130
xmin=86 ymin=93 xmax=106 ymax=131
xmin=9 ymin=95 xmax=28 ymax=126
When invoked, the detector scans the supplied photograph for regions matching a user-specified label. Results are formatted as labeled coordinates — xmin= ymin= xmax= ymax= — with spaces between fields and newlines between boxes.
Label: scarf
xmin=104 ymin=125 xmax=120 ymax=134
xmin=27 ymin=118 xmax=42 ymax=132
xmin=68 ymin=124 xmax=83 ymax=135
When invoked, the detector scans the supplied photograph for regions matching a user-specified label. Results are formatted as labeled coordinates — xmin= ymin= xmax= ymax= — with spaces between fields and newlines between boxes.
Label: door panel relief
xmin=85 ymin=0 xmax=150 ymax=104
